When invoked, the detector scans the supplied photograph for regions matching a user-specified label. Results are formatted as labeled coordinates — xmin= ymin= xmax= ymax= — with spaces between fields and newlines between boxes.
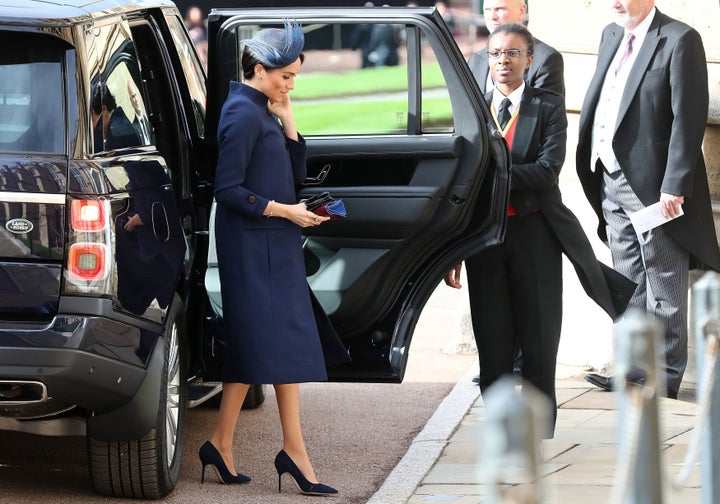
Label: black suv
xmin=0 ymin=0 xmax=508 ymax=498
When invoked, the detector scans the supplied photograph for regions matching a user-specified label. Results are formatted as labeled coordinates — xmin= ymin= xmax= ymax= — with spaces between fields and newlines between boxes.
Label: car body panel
xmin=0 ymin=0 xmax=509 ymax=496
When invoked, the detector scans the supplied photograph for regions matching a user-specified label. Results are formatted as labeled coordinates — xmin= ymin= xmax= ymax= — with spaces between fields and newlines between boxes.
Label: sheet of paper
xmin=629 ymin=201 xmax=683 ymax=235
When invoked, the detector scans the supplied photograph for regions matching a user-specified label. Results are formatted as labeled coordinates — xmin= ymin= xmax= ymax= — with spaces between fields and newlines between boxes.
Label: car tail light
xmin=67 ymin=243 xmax=108 ymax=281
xmin=63 ymin=197 xmax=113 ymax=295
xmin=71 ymin=199 xmax=106 ymax=231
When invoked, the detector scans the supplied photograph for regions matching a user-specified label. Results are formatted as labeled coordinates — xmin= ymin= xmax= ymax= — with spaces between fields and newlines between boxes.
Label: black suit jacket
xmin=576 ymin=9 xmax=720 ymax=271
xmin=469 ymin=38 xmax=565 ymax=96
xmin=494 ymin=86 xmax=634 ymax=318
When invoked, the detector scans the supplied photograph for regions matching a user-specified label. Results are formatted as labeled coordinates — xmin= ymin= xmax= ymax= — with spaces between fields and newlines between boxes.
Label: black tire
xmin=206 ymin=383 xmax=266 ymax=410
xmin=88 ymin=295 xmax=187 ymax=498
xmin=242 ymin=383 xmax=265 ymax=409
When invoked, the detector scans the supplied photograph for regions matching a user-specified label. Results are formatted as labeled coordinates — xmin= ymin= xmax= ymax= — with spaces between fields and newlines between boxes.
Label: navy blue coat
xmin=214 ymin=82 xmax=343 ymax=384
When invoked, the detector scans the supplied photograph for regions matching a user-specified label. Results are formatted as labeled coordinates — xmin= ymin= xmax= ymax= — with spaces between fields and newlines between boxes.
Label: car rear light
xmin=63 ymin=197 xmax=113 ymax=295
xmin=67 ymin=243 xmax=108 ymax=281
xmin=71 ymin=199 xmax=106 ymax=231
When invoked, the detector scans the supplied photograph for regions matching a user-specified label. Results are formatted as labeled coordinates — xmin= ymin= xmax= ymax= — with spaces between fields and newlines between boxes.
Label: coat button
xmin=248 ymin=195 xmax=256 ymax=204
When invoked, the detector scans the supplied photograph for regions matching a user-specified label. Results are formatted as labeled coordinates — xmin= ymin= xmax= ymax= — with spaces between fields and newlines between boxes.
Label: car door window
xmin=164 ymin=13 xmax=207 ymax=140
xmin=89 ymin=23 xmax=151 ymax=155
xmin=231 ymin=21 xmax=453 ymax=137
xmin=207 ymin=10 xmax=506 ymax=382
xmin=0 ymin=32 xmax=65 ymax=154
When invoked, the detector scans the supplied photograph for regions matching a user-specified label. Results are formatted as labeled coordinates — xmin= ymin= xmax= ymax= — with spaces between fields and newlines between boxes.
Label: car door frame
xmin=204 ymin=7 xmax=510 ymax=382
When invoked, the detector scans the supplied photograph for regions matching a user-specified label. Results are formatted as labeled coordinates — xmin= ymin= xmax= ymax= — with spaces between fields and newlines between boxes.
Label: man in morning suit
xmin=577 ymin=0 xmax=720 ymax=398
xmin=467 ymin=0 xmax=565 ymax=96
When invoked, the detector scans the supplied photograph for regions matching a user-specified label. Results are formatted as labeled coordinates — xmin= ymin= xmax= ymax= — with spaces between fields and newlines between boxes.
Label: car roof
xmin=0 ymin=0 xmax=176 ymax=24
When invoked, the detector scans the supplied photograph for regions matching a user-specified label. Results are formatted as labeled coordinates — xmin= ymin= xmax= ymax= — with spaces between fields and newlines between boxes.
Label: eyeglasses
xmin=487 ymin=49 xmax=533 ymax=59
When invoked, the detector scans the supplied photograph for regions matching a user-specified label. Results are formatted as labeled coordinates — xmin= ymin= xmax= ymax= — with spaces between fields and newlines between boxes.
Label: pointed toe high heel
xmin=199 ymin=441 xmax=251 ymax=484
xmin=274 ymin=449 xmax=338 ymax=496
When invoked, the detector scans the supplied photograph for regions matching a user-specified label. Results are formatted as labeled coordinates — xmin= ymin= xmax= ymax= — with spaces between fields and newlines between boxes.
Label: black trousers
xmin=466 ymin=211 xmax=563 ymax=436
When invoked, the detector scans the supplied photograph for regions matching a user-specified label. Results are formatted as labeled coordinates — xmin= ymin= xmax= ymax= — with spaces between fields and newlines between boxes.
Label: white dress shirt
xmin=591 ymin=8 xmax=656 ymax=173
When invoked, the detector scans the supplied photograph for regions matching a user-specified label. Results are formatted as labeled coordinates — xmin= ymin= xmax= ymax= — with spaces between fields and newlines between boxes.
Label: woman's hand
xmin=269 ymin=202 xmax=330 ymax=228
xmin=268 ymin=96 xmax=298 ymax=141
xmin=267 ymin=94 xmax=292 ymax=121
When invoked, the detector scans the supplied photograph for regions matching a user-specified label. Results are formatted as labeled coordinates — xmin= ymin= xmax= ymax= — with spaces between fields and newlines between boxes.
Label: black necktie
xmin=497 ymin=98 xmax=512 ymax=129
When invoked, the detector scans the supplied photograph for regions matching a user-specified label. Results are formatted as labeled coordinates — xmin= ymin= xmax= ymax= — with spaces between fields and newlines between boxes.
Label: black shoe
xmin=471 ymin=373 xmax=480 ymax=384
xmin=274 ymin=449 xmax=338 ymax=496
xmin=585 ymin=372 xmax=651 ymax=392
xmin=584 ymin=373 xmax=614 ymax=391
xmin=199 ymin=441 xmax=251 ymax=484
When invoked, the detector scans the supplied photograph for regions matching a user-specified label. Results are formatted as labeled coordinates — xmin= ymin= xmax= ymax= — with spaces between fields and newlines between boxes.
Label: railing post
xmin=692 ymin=271 xmax=720 ymax=504
xmin=612 ymin=309 xmax=663 ymax=504
xmin=482 ymin=376 xmax=551 ymax=504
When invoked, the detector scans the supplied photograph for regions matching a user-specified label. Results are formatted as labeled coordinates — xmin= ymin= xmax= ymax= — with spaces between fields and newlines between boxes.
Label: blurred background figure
xmin=434 ymin=0 xmax=457 ymax=36
xmin=184 ymin=4 xmax=208 ymax=69
xmin=127 ymin=80 xmax=152 ymax=146
xmin=101 ymin=86 xmax=137 ymax=150
xmin=367 ymin=6 xmax=399 ymax=67
xmin=350 ymin=2 xmax=375 ymax=68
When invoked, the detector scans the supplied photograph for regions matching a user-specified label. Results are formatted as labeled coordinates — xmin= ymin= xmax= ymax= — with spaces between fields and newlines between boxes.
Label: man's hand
xmin=660 ymin=192 xmax=685 ymax=219
xmin=444 ymin=263 xmax=463 ymax=289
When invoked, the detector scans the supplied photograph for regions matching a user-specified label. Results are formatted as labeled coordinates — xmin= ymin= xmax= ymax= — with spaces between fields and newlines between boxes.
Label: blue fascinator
xmin=242 ymin=19 xmax=304 ymax=69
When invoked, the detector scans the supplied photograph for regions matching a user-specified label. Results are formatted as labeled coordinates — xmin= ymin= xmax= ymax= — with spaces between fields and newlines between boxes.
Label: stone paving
xmin=406 ymin=368 xmax=702 ymax=503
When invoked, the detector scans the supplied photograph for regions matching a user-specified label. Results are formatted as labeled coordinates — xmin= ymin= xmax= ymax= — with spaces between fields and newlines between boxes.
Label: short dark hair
xmin=489 ymin=23 xmax=534 ymax=54
xmin=100 ymin=86 xmax=117 ymax=111
xmin=241 ymin=48 xmax=304 ymax=81
xmin=91 ymin=87 xmax=102 ymax=114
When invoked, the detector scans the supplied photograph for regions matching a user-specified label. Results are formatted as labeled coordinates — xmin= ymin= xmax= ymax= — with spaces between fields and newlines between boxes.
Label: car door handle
xmin=303 ymin=163 xmax=331 ymax=185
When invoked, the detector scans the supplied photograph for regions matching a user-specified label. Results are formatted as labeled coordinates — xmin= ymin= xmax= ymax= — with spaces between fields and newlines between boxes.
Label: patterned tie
xmin=497 ymin=98 xmax=512 ymax=129
xmin=615 ymin=33 xmax=635 ymax=76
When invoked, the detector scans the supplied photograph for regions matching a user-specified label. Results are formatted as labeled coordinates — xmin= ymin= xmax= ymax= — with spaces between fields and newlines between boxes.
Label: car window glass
xmin=233 ymin=21 xmax=454 ymax=137
xmin=90 ymin=24 xmax=151 ymax=155
xmin=164 ymin=13 xmax=206 ymax=139
xmin=420 ymin=31 xmax=453 ymax=133
xmin=297 ymin=21 xmax=407 ymax=136
xmin=0 ymin=32 xmax=65 ymax=154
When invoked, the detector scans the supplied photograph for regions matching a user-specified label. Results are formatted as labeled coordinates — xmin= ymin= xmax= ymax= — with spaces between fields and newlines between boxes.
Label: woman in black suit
xmin=446 ymin=23 xmax=633 ymax=437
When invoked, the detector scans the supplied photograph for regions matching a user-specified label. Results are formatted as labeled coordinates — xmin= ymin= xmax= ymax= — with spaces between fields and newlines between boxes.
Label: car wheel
xmin=242 ymin=383 xmax=265 ymax=409
xmin=206 ymin=383 xmax=266 ymax=410
xmin=88 ymin=295 xmax=187 ymax=498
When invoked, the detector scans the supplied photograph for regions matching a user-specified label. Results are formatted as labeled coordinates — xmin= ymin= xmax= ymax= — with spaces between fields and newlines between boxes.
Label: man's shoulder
xmin=527 ymin=85 xmax=564 ymax=104
xmin=468 ymin=48 xmax=487 ymax=62
xmin=654 ymin=9 xmax=700 ymax=39
xmin=532 ymin=38 xmax=560 ymax=57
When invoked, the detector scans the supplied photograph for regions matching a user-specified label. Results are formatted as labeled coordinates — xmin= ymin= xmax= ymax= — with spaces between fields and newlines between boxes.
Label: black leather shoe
xmin=584 ymin=373 xmax=614 ymax=391
xmin=471 ymin=373 xmax=480 ymax=384
xmin=585 ymin=372 xmax=652 ymax=392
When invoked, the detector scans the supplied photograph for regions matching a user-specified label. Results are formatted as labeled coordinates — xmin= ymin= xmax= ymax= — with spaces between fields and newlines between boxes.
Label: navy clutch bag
xmin=303 ymin=192 xmax=347 ymax=220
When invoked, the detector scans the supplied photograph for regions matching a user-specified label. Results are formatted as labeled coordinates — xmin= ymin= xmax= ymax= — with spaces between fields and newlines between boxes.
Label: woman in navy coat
xmin=199 ymin=21 xmax=345 ymax=496
xmin=445 ymin=24 xmax=634 ymax=438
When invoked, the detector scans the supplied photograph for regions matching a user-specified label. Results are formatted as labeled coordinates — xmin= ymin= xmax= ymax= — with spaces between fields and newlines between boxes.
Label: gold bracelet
xmin=268 ymin=199 xmax=275 ymax=218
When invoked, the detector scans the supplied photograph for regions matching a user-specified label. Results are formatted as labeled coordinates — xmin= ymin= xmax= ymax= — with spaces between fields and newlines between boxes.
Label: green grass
xmin=295 ymin=96 xmax=453 ymax=135
xmin=289 ymin=61 xmax=453 ymax=134
xmin=293 ymin=62 xmax=446 ymax=100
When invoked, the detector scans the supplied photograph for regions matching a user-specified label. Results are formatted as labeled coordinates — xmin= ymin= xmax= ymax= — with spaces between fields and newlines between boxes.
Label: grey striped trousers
xmin=601 ymin=165 xmax=688 ymax=395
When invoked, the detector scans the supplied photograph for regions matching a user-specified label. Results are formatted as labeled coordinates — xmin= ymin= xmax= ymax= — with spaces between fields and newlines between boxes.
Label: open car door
xmin=204 ymin=7 xmax=510 ymax=382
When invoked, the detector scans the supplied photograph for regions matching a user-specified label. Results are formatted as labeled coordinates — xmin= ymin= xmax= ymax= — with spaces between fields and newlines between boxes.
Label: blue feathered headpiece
xmin=242 ymin=19 xmax=304 ymax=69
